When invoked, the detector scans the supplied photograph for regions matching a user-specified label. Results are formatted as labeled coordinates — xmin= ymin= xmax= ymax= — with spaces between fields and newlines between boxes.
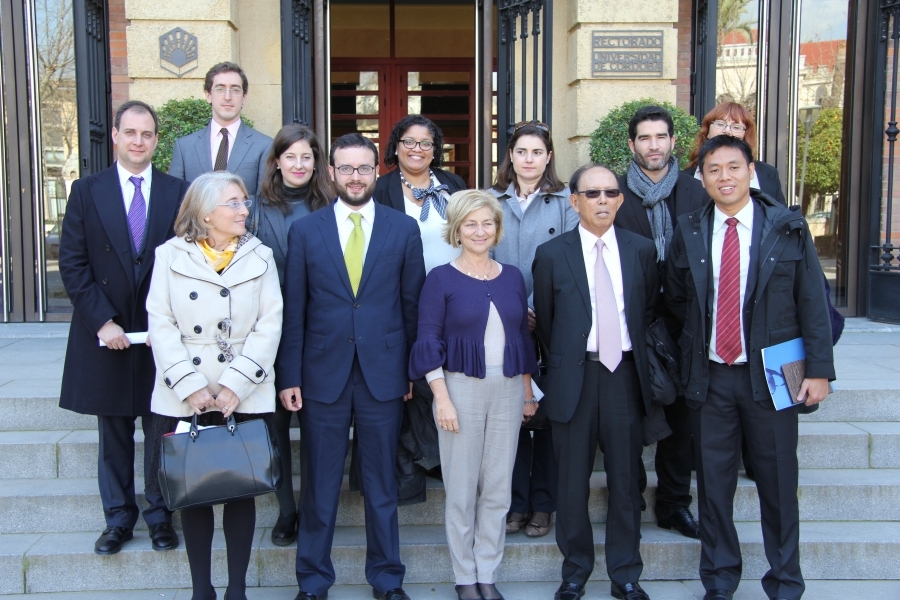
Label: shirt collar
xmin=116 ymin=162 xmax=153 ymax=189
xmin=713 ymin=198 xmax=754 ymax=232
xmin=334 ymin=197 xmax=375 ymax=223
xmin=578 ymin=223 xmax=618 ymax=254
xmin=212 ymin=118 xmax=242 ymax=141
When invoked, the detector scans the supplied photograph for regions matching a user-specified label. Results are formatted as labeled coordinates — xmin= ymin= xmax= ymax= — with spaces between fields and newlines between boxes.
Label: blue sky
xmin=738 ymin=0 xmax=848 ymax=43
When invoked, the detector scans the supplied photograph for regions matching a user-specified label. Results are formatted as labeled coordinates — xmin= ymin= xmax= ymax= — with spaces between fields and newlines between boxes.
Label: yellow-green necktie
xmin=345 ymin=212 xmax=364 ymax=295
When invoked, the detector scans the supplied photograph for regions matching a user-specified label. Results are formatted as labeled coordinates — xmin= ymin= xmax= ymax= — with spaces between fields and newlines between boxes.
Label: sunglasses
xmin=573 ymin=188 xmax=620 ymax=199
xmin=513 ymin=120 xmax=550 ymax=134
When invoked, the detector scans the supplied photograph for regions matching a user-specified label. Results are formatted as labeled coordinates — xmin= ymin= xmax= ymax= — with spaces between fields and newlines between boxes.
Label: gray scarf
xmin=626 ymin=156 xmax=679 ymax=261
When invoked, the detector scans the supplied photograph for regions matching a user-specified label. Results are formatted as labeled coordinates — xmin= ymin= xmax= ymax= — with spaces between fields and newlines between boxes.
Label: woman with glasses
xmin=685 ymin=101 xmax=786 ymax=204
xmin=146 ymin=171 xmax=283 ymax=600
xmin=374 ymin=115 xmax=468 ymax=497
xmin=488 ymin=121 xmax=577 ymax=539
xmin=251 ymin=123 xmax=332 ymax=546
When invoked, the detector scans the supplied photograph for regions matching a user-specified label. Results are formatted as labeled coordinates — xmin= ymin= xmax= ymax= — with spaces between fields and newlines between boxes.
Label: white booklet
xmin=99 ymin=331 xmax=148 ymax=346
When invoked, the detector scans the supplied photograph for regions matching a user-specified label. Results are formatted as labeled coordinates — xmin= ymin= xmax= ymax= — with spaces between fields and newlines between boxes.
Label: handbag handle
xmin=189 ymin=413 xmax=238 ymax=441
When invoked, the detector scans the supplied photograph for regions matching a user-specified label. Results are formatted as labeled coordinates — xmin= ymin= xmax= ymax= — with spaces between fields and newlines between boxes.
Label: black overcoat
xmin=58 ymin=165 xmax=189 ymax=416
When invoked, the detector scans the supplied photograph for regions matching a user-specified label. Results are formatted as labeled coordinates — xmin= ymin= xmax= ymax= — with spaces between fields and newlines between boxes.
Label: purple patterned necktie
xmin=127 ymin=176 xmax=146 ymax=252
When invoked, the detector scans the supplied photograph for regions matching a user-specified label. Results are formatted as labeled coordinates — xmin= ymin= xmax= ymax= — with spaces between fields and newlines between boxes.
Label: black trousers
xmin=273 ymin=404 xmax=298 ymax=518
xmin=693 ymin=362 xmax=803 ymax=599
xmin=551 ymin=360 xmax=644 ymax=586
xmin=653 ymin=395 xmax=694 ymax=520
xmin=97 ymin=414 xmax=170 ymax=529
xmin=510 ymin=427 xmax=558 ymax=514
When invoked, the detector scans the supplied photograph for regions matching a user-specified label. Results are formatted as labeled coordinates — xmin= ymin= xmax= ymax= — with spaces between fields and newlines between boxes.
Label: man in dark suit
xmin=666 ymin=135 xmax=834 ymax=600
xmin=277 ymin=133 xmax=425 ymax=600
xmin=615 ymin=106 xmax=707 ymax=540
xmin=58 ymin=100 xmax=189 ymax=555
xmin=533 ymin=164 xmax=659 ymax=600
xmin=168 ymin=62 xmax=271 ymax=195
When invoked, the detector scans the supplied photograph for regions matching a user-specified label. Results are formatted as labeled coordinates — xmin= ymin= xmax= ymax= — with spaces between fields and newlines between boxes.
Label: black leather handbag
xmin=158 ymin=414 xmax=281 ymax=511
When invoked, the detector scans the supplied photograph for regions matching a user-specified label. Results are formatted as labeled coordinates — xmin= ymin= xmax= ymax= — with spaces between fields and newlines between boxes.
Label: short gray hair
xmin=175 ymin=172 xmax=249 ymax=241
xmin=443 ymin=189 xmax=504 ymax=248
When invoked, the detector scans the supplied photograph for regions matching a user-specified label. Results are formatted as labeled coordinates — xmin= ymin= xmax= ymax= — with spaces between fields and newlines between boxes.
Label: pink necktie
xmin=594 ymin=239 xmax=622 ymax=371
xmin=716 ymin=217 xmax=742 ymax=364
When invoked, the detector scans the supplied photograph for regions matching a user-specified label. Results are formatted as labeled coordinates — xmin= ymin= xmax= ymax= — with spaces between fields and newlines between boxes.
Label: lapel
xmin=226 ymin=122 xmax=252 ymax=173
xmin=628 ymin=191 xmax=653 ymax=238
xmin=386 ymin=170 xmax=407 ymax=212
xmin=357 ymin=202 xmax=391 ymax=296
xmin=93 ymin=165 xmax=136 ymax=287
xmin=561 ymin=228 xmax=592 ymax=318
xmin=681 ymin=206 xmax=711 ymax=318
xmin=263 ymin=203 xmax=289 ymax=257
xmin=135 ymin=169 xmax=178 ymax=287
xmin=193 ymin=123 xmax=214 ymax=173
xmin=616 ymin=228 xmax=637 ymax=331
xmin=743 ymin=200 xmax=765 ymax=308
xmin=317 ymin=204 xmax=355 ymax=298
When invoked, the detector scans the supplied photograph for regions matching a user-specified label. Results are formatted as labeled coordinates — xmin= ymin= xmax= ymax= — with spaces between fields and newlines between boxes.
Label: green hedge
xmin=152 ymin=97 xmax=254 ymax=173
xmin=588 ymin=98 xmax=700 ymax=175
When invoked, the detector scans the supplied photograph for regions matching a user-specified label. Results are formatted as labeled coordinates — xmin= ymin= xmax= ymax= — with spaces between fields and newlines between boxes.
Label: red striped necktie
xmin=715 ymin=217 xmax=742 ymax=365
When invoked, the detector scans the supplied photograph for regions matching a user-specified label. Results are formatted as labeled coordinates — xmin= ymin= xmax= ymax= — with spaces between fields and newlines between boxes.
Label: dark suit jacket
xmin=276 ymin=200 xmax=426 ymax=403
xmin=665 ymin=190 xmax=835 ymax=409
xmin=59 ymin=165 xmax=189 ymax=416
xmin=373 ymin=167 xmax=467 ymax=213
xmin=686 ymin=160 xmax=786 ymax=206
xmin=532 ymin=226 xmax=659 ymax=424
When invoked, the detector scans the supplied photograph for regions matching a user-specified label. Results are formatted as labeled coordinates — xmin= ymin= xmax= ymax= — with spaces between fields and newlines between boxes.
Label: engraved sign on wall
xmin=591 ymin=30 xmax=663 ymax=78
xmin=159 ymin=28 xmax=199 ymax=77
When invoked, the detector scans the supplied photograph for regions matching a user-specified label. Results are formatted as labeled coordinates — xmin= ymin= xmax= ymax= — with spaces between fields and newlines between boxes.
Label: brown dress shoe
xmin=505 ymin=511 xmax=528 ymax=534
xmin=524 ymin=511 xmax=551 ymax=537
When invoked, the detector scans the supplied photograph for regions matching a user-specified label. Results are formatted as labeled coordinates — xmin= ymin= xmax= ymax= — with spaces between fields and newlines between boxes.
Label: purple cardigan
xmin=409 ymin=263 xmax=538 ymax=380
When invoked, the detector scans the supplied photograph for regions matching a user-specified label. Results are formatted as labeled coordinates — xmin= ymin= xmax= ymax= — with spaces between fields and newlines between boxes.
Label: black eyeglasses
xmin=513 ymin=120 xmax=550 ymax=134
xmin=335 ymin=165 xmax=375 ymax=176
xmin=400 ymin=138 xmax=435 ymax=151
xmin=573 ymin=188 xmax=620 ymax=199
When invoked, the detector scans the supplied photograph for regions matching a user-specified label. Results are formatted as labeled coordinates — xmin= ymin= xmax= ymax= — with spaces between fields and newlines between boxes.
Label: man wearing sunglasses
xmin=533 ymin=164 xmax=661 ymax=600
xmin=614 ymin=105 xmax=707 ymax=541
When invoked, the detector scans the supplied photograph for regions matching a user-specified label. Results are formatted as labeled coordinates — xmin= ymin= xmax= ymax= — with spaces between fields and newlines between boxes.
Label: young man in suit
xmin=168 ymin=62 xmax=272 ymax=196
xmin=533 ymin=164 xmax=660 ymax=600
xmin=276 ymin=133 xmax=426 ymax=600
xmin=666 ymin=135 xmax=834 ymax=600
xmin=58 ymin=100 xmax=190 ymax=555
xmin=614 ymin=105 xmax=707 ymax=540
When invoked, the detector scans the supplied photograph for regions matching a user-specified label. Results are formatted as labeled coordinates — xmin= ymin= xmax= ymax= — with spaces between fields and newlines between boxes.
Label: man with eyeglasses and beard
xmin=533 ymin=164 xmax=661 ymax=600
xmin=614 ymin=105 xmax=707 ymax=541
xmin=276 ymin=133 xmax=425 ymax=600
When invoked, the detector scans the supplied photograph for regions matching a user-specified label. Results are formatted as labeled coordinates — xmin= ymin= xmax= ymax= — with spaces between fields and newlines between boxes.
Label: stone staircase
xmin=0 ymin=325 xmax=899 ymax=596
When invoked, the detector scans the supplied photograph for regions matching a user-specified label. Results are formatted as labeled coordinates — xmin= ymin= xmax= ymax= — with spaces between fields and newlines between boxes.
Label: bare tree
xmin=35 ymin=0 xmax=77 ymax=164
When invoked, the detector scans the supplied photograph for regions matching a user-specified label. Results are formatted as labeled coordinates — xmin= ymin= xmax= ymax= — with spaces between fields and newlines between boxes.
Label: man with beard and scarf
xmin=276 ymin=133 xmax=426 ymax=600
xmin=614 ymin=105 xmax=707 ymax=540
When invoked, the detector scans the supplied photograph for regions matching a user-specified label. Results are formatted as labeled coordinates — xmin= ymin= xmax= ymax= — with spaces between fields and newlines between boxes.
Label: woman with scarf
xmin=251 ymin=123 xmax=332 ymax=546
xmin=374 ymin=115 xmax=468 ymax=496
xmin=146 ymin=171 xmax=283 ymax=600
xmin=488 ymin=121 xmax=577 ymax=539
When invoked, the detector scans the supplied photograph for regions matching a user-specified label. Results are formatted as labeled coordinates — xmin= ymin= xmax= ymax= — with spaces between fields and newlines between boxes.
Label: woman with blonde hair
xmin=146 ymin=171 xmax=283 ymax=600
xmin=409 ymin=189 xmax=537 ymax=600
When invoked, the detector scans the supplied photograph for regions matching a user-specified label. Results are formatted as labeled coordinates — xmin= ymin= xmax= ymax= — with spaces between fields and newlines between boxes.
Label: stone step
xmin=3 ymin=521 xmax=899 ymax=594
xmin=2 ymin=469 xmax=899 ymax=535
xmin=6 ymin=419 xmax=898 ymax=481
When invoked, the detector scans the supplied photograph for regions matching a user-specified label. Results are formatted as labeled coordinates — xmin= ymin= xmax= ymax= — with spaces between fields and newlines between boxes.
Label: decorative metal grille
xmin=74 ymin=0 xmax=111 ymax=175
xmin=282 ymin=0 xmax=313 ymax=125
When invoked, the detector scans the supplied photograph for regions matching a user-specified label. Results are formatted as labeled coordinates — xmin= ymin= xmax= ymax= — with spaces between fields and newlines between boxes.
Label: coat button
xmin=220 ymin=288 xmax=229 ymax=297
xmin=193 ymin=357 xmax=201 ymax=365
xmin=102 ymin=278 xmax=108 ymax=284
xmin=578 ymin=360 xmax=584 ymax=366
xmin=544 ymin=197 xmax=550 ymax=203
xmin=255 ymin=369 xmax=264 ymax=378
xmin=349 ymin=337 xmax=355 ymax=343
xmin=700 ymin=259 xmax=705 ymax=263
xmin=217 ymin=321 xmax=225 ymax=330
xmin=134 ymin=258 xmax=142 ymax=265
xmin=194 ymin=325 xmax=202 ymax=334
xmin=354 ymin=303 xmax=360 ymax=309
xmin=164 ymin=377 xmax=171 ymax=386
xmin=549 ymin=228 xmax=555 ymax=234
xmin=218 ymin=354 xmax=226 ymax=362
xmin=105 ymin=245 xmax=110 ymax=251
xmin=190 ymin=292 xmax=198 ymax=300
xmin=582 ymin=332 xmax=588 ymax=337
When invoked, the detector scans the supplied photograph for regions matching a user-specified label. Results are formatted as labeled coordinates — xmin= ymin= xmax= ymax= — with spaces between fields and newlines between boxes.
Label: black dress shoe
xmin=611 ymin=581 xmax=650 ymax=600
xmin=372 ymin=588 xmax=411 ymax=600
xmin=554 ymin=582 xmax=585 ymax=600
xmin=478 ymin=583 xmax=504 ymax=600
xmin=94 ymin=526 xmax=133 ymax=555
xmin=271 ymin=512 xmax=298 ymax=546
xmin=657 ymin=507 xmax=700 ymax=539
xmin=148 ymin=522 xmax=179 ymax=551
xmin=455 ymin=584 xmax=483 ymax=600
xmin=294 ymin=593 xmax=327 ymax=600
xmin=702 ymin=591 xmax=733 ymax=600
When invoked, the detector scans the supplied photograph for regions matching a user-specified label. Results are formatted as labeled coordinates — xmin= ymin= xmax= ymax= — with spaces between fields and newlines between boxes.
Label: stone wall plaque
xmin=160 ymin=28 xmax=199 ymax=78
xmin=591 ymin=30 xmax=663 ymax=78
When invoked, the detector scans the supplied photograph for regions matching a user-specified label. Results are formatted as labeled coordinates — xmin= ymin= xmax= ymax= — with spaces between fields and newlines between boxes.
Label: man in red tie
xmin=665 ymin=135 xmax=834 ymax=600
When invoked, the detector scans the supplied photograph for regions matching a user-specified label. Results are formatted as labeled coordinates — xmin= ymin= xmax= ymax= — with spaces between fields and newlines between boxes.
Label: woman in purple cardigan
xmin=409 ymin=189 xmax=538 ymax=600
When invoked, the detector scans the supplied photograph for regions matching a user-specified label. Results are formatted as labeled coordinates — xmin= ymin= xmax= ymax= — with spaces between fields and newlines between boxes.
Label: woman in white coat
xmin=146 ymin=171 xmax=283 ymax=600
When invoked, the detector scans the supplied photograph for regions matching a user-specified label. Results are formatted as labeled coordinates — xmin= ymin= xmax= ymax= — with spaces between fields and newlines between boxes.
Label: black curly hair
xmin=383 ymin=115 xmax=444 ymax=170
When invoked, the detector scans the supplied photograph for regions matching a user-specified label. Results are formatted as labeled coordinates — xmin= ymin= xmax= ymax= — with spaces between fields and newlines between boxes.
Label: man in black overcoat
xmin=58 ymin=101 xmax=189 ymax=555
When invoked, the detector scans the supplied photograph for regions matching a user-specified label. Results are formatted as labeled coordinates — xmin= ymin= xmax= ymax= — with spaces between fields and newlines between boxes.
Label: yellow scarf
xmin=197 ymin=238 xmax=239 ymax=272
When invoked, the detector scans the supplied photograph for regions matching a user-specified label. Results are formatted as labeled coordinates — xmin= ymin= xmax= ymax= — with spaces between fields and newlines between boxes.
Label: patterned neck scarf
xmin=400 ymin=170 xmax=449 ymax=222
xmin=197 ymin=237 xmax=239 ymax=272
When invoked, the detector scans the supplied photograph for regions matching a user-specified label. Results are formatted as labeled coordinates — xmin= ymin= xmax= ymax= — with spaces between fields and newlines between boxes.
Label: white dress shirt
xmin=517 ymin=189 xmax=540 ymax=212
xmin=403 ymin=195 xmax=460 ymax=275
xmin=709 ymin=201 xmax=754 ymax=364
xmin=209 ymin=119 xmax=242 ymax=168
xmin=335 ymin=198 xmax=375 ymax=260
xmin=579 ymin=224 xmax=632 ymax=353
xmin=116 ymin=162 xmax=152 ymax=217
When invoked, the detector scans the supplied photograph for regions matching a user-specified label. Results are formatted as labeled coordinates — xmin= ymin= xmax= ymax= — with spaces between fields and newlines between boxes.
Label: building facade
xmin=0 ymin=0 xmax=897 ymax=322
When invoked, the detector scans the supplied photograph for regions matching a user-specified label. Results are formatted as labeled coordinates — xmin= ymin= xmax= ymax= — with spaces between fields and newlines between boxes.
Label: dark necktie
xmin=127 ymin=175 xmax=146 ymax=252
xmin=715 ymin=217 xmax=742 ymax=364
xmin=214 ymin=128 xmax=229 ymax=171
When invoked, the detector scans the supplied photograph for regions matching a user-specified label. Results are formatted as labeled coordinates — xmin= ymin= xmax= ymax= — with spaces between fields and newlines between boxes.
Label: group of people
xmin=57 ymin=60 xmax=836 ymax=600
